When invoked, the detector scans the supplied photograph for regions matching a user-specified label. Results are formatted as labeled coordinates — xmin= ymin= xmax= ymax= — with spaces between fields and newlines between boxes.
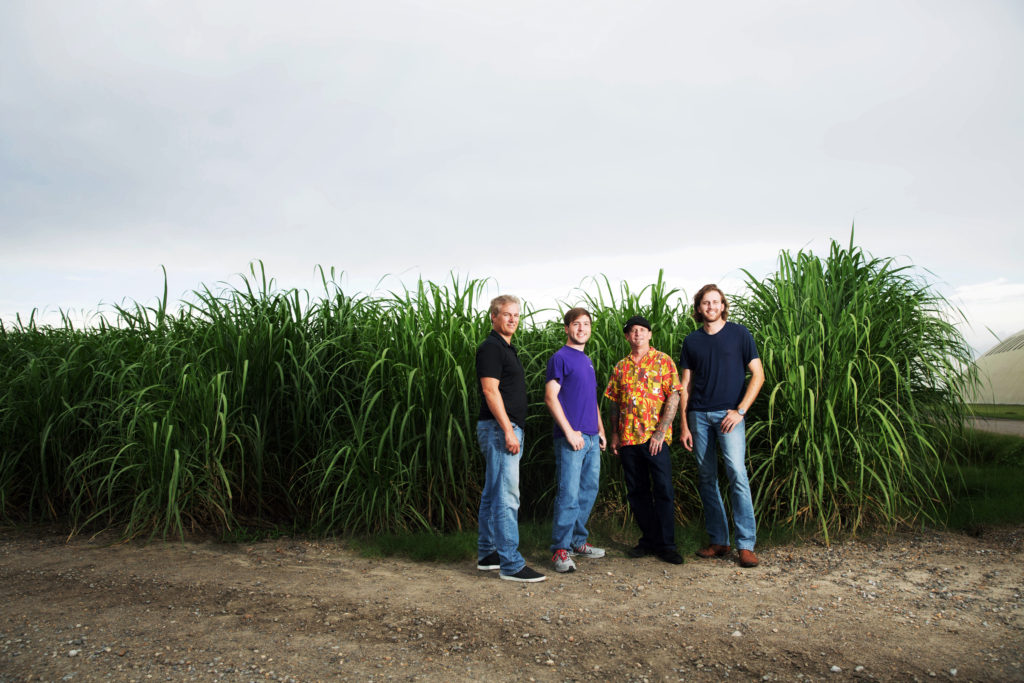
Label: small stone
xmin=68 ymin=649 xmax=80 ymax=657
xmin=855 ymin=666 xmax=865 ymax=672
xmin=545 ymin=659 xmax=554 ymax=666
xmin=950 ymin=669 xmax=958 ymax=677
xmin=732 ymin=630 xmax=743 ymax=637
xmin=830 ymin=665 xmax=842 ymax=673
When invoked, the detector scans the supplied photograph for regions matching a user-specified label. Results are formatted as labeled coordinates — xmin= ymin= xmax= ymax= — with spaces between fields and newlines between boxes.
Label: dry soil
xmin=1 ymin=525 xmax=1022 ymax=682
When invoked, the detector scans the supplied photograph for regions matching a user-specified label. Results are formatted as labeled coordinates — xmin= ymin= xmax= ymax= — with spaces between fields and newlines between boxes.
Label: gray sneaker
xmin=570 ymin=542 xmax=606 ymax=558
xmin=552 ymin=548 xmax=576 ymax=573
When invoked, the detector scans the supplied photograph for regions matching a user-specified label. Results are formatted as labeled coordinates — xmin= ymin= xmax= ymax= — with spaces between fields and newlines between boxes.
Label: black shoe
xmin=499 ymin=565 xmax=547 ymax=583
xmin=657 ymin=549 xmax=684 ymax=565
xmin=476 ymin=552 xmax=500 ymax=571
xmin=627 ymin=544 xmax=653 ymax=558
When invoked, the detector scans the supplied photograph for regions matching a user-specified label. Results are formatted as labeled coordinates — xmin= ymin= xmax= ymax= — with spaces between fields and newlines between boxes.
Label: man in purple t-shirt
xmin=544 ymin=307 xmax=608 ymax=573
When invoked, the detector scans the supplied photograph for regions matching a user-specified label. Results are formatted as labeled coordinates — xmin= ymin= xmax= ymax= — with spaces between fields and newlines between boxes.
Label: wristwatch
xmin=737 ymin=408 xmax=746 ymax=416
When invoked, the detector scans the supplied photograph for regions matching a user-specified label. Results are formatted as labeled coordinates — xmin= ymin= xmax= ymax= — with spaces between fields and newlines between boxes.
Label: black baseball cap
xmin=622 ymin=315 xmax=652 ymax=334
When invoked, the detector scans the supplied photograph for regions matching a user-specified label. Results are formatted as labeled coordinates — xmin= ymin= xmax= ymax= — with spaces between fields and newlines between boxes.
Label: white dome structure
xmin=967 ymin=329 xmax=1024 ymax=405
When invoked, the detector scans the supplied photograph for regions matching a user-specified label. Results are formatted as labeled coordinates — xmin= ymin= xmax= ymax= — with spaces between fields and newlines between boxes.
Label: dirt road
xmin=1 ymin=526 xmax=1022 ymax=682
xmin=967 ymin=418 xmax=1024 ymax=438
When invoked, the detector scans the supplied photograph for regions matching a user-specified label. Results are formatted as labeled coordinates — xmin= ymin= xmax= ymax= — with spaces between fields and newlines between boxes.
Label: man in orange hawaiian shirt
xmin=605 ymin=315 xmax=684 ymax=564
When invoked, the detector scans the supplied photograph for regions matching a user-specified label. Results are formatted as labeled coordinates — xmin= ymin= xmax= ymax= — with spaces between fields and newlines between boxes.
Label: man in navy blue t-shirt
xmin=678 ymin=284 xmax=765 ymax=568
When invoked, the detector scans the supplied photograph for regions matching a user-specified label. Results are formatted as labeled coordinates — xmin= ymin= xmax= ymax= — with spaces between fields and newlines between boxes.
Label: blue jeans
xmin=550 ymin=434 xmax=601 ymax=552
xmin=689 ymin=410 xmax=757 ymax=550
xmin=477 ymin=419 xmax=525 ymax=574
xmin=619 ymin=440 xmax=676 ymax=552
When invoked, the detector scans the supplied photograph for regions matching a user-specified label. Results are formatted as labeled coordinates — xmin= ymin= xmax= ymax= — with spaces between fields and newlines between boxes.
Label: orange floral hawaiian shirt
xmin=604 ymin=347 xmax=683 ymax=446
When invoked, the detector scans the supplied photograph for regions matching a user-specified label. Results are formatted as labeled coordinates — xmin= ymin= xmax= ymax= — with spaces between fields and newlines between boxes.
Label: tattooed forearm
xmin=655 ymin=392 xmax=680 ymax=434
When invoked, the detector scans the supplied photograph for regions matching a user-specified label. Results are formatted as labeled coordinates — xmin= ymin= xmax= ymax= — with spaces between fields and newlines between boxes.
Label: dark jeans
xmin=619 ymin=440 xmax=676 ymax=552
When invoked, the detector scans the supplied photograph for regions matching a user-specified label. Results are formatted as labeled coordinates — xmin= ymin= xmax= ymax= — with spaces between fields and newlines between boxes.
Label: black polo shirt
xmin=476 ymin=329 xmax=527 ymax=428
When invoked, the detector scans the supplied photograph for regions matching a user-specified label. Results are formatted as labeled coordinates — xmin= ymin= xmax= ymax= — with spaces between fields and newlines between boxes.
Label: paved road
xmin=966 ymin=417 xmax=1024 ymax=437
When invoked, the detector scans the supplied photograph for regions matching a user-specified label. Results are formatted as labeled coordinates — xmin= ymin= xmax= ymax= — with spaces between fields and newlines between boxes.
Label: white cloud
xmin=1 ymin=1 xmax=1022 ymax=358
xmin=947 ymin=279 xmax=1024 ymax=355
xmin=955 ymin=279 xmax=1024 ymax=304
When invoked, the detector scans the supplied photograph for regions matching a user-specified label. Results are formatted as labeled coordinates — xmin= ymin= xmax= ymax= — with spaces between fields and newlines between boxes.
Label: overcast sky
xmin=2 ymin=1 xmax=1021 ymax=355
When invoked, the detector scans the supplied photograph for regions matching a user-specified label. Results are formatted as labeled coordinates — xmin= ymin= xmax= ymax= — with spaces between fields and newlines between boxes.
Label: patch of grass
xmin=345 ymin=515 xmax=815 ymax=566
xmin=219 ymin=523 xmax=294 ymax=544
xmin=351 ymin=530 xmax=478 ymax=563
xmin=966 ymin=404 xmax=1024 ymax=421
xmin=946 ymin=464 xmax=1024 ymax=529
xmin=958 ymin=428 xmax=1024 ymax=466
xmin=944 ymin=427 xmax=1024 ymax=530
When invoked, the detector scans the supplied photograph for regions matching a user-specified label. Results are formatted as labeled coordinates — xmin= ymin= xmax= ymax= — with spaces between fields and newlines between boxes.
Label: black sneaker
xmin=477 ymin=552 xmax=500 ymax=571
xmin=627 ymin=544 xmax=653 ymax=558
xmin=499 ymin=565 xmax=547 ymax=583
xmin=657 ymin=549 xmax=684 ymax=565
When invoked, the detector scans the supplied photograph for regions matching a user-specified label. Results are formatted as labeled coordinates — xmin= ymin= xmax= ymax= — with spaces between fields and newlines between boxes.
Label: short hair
xmin=692 ymin=284 xmax=729 ymax=323
xmin=563 ymin=307 xmax=592 ymax=327
xmin=489 ymin=294 xmax=521 ymax=318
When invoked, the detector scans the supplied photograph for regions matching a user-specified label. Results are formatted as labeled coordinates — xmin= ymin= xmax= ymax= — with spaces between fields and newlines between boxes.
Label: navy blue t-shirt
xmin=678 ymin=322 xmax=759 ymax=411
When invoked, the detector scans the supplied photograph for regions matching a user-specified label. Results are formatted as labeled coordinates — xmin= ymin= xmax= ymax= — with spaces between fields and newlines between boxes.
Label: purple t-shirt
xmin=545 ymin=345 xmax=600 ymax=438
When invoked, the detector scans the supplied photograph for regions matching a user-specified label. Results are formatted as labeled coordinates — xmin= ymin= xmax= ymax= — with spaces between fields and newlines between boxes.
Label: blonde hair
xmin=489 ymin=294 xmax=521 ymax=318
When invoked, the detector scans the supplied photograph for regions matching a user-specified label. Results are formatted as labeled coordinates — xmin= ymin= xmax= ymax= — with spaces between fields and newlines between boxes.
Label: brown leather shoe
xmin=695 ymin=544 xmax=731 ymax=559
xmin=738 ymin=549 xmax=759 ymax=568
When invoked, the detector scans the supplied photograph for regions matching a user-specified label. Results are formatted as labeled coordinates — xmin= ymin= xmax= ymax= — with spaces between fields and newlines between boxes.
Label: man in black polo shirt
xmin=475 ymin=294 xmax=546 ymax=583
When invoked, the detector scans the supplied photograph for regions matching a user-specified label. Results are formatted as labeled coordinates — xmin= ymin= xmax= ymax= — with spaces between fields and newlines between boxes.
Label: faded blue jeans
xmin=689 ymin=410 xmax=757 ymax=551
xmin=550 ymin=433 xmax=601 ymax=552
xmin=477 ymin=419 xmax=525 ymax=574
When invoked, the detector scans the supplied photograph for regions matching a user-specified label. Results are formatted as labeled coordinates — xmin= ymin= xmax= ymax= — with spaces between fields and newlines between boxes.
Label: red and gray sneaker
xmin=570 ymin=542 xmax=606 ymax=559
xmin=552 ymin=548 xmax=576 ymax=573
